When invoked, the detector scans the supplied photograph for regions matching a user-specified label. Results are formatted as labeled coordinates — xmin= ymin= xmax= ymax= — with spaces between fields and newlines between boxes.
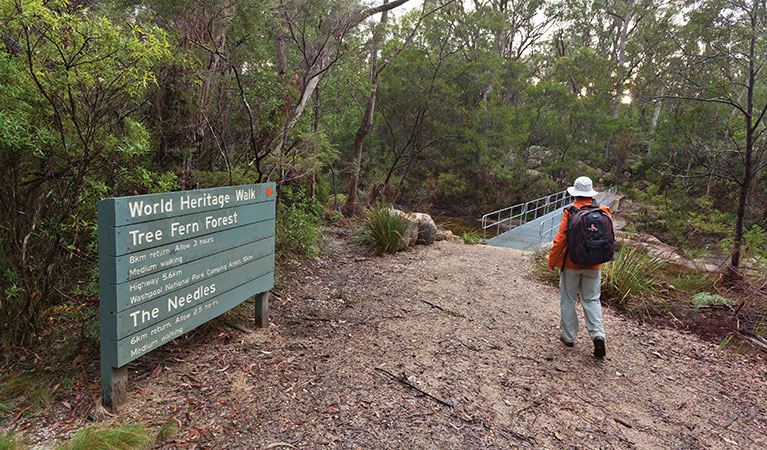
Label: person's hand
xmin=548 ymin=267 xmax=556 ymax=274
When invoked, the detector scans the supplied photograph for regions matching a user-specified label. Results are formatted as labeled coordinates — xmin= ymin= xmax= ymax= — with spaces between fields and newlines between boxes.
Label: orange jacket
xmin=548 ymin=198 xmax=612 ymax=271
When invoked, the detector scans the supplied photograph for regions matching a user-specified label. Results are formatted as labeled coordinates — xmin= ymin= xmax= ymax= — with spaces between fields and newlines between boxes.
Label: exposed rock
xmin=401 ymin=220 xmax=418 ymax=250
xmin=526 ymin=169 xmax=543 ymax=177
xmin=390 ymin=209 xmax=419 ymax=251
xmin=619 ymin=233 xmax=724 ymax=273
xmin=412 ymin=212 xmax=438 ymax=245
xmin=436 ymin=229 xmax=454 ymax=242
xmin=526 ymin=145 xmax=550 ymax=168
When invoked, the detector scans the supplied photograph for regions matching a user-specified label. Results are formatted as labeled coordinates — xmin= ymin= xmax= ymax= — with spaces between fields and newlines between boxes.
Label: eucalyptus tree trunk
xmin=611 ymin=0 xmax=634 ymax=120
xmin=345 ymin=2 xmax=388 ymax=215
xmin=268 ymin=0 xmax=412 ymax=203
xmin=730 ymin=24 xmax=758 ymax=270
xmin=345 ymin=0 xmax=425 ymax=213
xmin=661 ymin=0 xmax=766 ymax=272
xmin=648 ymin=86 xmax=664 ymax=154
xmin=728 ymin=0 xmax=767 ymax=272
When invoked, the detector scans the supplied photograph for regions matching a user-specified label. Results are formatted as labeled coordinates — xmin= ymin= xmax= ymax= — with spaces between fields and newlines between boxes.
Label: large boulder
xmin=436 ymin=229 xmax=454 ymax=242
xmin=400 ymin=219 xmax=419 ymax=250
xmin=412 ymin=212 xmax=438 ymax=245
xmin=390 ymin=209 xmax=419 ymax=251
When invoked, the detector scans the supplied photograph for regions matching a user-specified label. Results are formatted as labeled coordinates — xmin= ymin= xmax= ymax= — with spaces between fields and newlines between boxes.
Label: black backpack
xmin=564 ymin=201 xmax=614 ymax=267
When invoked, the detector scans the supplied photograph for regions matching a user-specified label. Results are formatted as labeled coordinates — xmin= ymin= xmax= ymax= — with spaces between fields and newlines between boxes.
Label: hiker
xmin=548 ymin=176 xmax=613 ymax=358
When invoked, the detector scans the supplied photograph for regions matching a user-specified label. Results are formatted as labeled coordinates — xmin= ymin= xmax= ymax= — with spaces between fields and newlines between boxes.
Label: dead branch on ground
xmin=375 ymin=367 xmax=454 ymax=409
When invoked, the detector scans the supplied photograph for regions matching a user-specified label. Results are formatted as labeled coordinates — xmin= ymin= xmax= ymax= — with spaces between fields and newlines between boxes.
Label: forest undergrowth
xmin=2 ymin=225 xmax=767 ymax=449
xmin=532 ymin=241 xmax=767 ymax=357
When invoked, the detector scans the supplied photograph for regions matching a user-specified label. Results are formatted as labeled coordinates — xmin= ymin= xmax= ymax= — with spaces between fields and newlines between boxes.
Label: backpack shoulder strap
xmin=561 ymin=206 xmax=578 ymax=270
xmin=564 ymin=205 xmax=578 ymax=230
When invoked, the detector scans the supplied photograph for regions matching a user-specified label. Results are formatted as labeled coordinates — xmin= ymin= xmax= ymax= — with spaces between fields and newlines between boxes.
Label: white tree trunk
xmin=648 ymin=86 xmax=664 ymax=154
xmin=611 ymin=0 xmax=634 ymax=119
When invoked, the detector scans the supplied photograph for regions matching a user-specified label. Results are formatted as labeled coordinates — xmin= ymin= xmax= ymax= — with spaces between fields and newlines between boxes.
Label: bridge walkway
xmin=482 ymin=189 xmax=620 ymax=251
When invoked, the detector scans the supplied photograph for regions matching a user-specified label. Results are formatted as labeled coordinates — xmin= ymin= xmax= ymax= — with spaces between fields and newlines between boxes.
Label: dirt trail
xmin=24 ymin=231 xmax=767 ymax=449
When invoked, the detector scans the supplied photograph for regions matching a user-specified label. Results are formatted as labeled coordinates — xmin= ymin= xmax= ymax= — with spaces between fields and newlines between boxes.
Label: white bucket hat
xmin=567 ymin=176 xmax=599 ymax=197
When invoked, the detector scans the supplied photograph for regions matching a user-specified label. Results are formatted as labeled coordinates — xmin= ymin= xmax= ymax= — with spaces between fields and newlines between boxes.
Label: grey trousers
xmin=560 ymin=268 xmax=605 ymax=342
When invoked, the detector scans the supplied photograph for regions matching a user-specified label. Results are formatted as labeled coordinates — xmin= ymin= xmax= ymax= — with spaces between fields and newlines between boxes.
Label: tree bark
xmin=648 ymin=86 xmax=664 ymax=154
xmin=611 ymin=0 xmax=634 ymax=120
xmin=273 ymin=0 xmax=413 ymax=203
xmin=346 ymin=88 xmax=378 ymax=213
xmin=730 ymin=22 xmax=757 ymax=270
xmin=345 ymin=1 xmax=388 ymax=214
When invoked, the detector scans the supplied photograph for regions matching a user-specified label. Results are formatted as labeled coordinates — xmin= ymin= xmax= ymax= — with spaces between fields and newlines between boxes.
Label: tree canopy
xmin=1 ymin=0 xmax=766 ymax=346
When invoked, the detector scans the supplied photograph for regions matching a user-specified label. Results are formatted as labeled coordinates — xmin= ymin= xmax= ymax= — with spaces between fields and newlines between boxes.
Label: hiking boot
xmin=593 ymin=336 xmax=606 ymax=358
xmin=560 ymin=336 xmax=574 ymax=347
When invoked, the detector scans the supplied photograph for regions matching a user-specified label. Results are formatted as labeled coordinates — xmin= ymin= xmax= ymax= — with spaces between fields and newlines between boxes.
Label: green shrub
xmin=430 ymin=172 xmax=467 ymax=200
xmin=520 ymin=176 xmax=559 ymax=202
xmin=59 ymin=423 xmax=151 ymax=450
xmin=357 ymin=205 xmax=411 ymax=255
xmin=691 ymin=292 xmax=734 ymax=309
xmin=281 ymin=186 xmax=323 ymax=218
xmin=189 ymin=170 xmax=251 ymax=188
xmin=276 ymin=186 xmax=323 ymax=261
xmin=601 ymin=243 xmax=664 ymax=307
xmin=0 ymin=7 xmax=175 ymax=349
xmin=276 ymin=204 xmax=322 ymax=261
xmin=629 ymin=186 xmax=737 ymax=253
xmin=743 ymin=225 xmax=767 ymax=266
xmin=314 ymin=177 xmax=331 ymax=205
xmin=325 ymin=209 xmax=343 ymax=224
xmin=328 ymin=193 xmax=347 ymax=208
xmin=660 ymin=263 xmax=717 ymax=294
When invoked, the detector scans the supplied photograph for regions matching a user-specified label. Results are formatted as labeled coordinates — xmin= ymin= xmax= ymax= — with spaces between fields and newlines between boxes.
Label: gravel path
xmin=21 ymin=231 xmax=767 ymax=449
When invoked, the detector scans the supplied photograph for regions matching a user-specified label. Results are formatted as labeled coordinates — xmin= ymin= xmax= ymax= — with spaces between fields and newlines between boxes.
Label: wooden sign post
xmin=98 ymin=183 xmax=276 ymax=409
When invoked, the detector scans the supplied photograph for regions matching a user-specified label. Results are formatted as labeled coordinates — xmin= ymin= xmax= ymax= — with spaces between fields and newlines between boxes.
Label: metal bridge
xmin=481 ymin=187 xmax=619 ymax=251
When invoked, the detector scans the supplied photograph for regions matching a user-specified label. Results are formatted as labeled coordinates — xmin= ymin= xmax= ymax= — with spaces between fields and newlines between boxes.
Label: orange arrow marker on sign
xmin=267 ymin=187 xmax=274 ymax=197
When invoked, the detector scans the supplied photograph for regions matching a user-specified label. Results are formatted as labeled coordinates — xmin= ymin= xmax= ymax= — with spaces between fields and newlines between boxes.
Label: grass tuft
xmin=451 ymin=225 xmax=483 ymax=245
xmin=754 ymin=312 xmax=767 ymax=336
xmin=601 ymin=243 xmax=664 ymax=307
xmin=155 ymin=420 xmax=179 ymax=442
xmin=59 ymin=423 xmax=151 ymax=450
xmin=0 ymin=372 xmax=52 ymax=409
xmin=0 ymin=432 xmax=27 ymax=450
xmin=531 ymin=247 xmax=561 ymax=285
xmin=357 ymin=205 xmax=411 ymax=255
xmin=458 ymin=230 xmax=482 ymax=245
xmin=0 ymin=373 xmax=37 ymax=399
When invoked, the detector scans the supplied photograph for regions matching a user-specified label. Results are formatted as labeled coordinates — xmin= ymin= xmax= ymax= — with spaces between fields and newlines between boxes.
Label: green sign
xmin=98 ymin=183 xmax=275 ymax=407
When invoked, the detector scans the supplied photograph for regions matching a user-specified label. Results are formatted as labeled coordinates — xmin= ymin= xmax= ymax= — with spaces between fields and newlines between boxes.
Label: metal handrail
xmin=480 ymin=186 xmax=619 ymax=244
xmin=538 ymin=214 xmax=560 ymax=244
xmin=481 ymin=190 xmax=572 ymax=241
